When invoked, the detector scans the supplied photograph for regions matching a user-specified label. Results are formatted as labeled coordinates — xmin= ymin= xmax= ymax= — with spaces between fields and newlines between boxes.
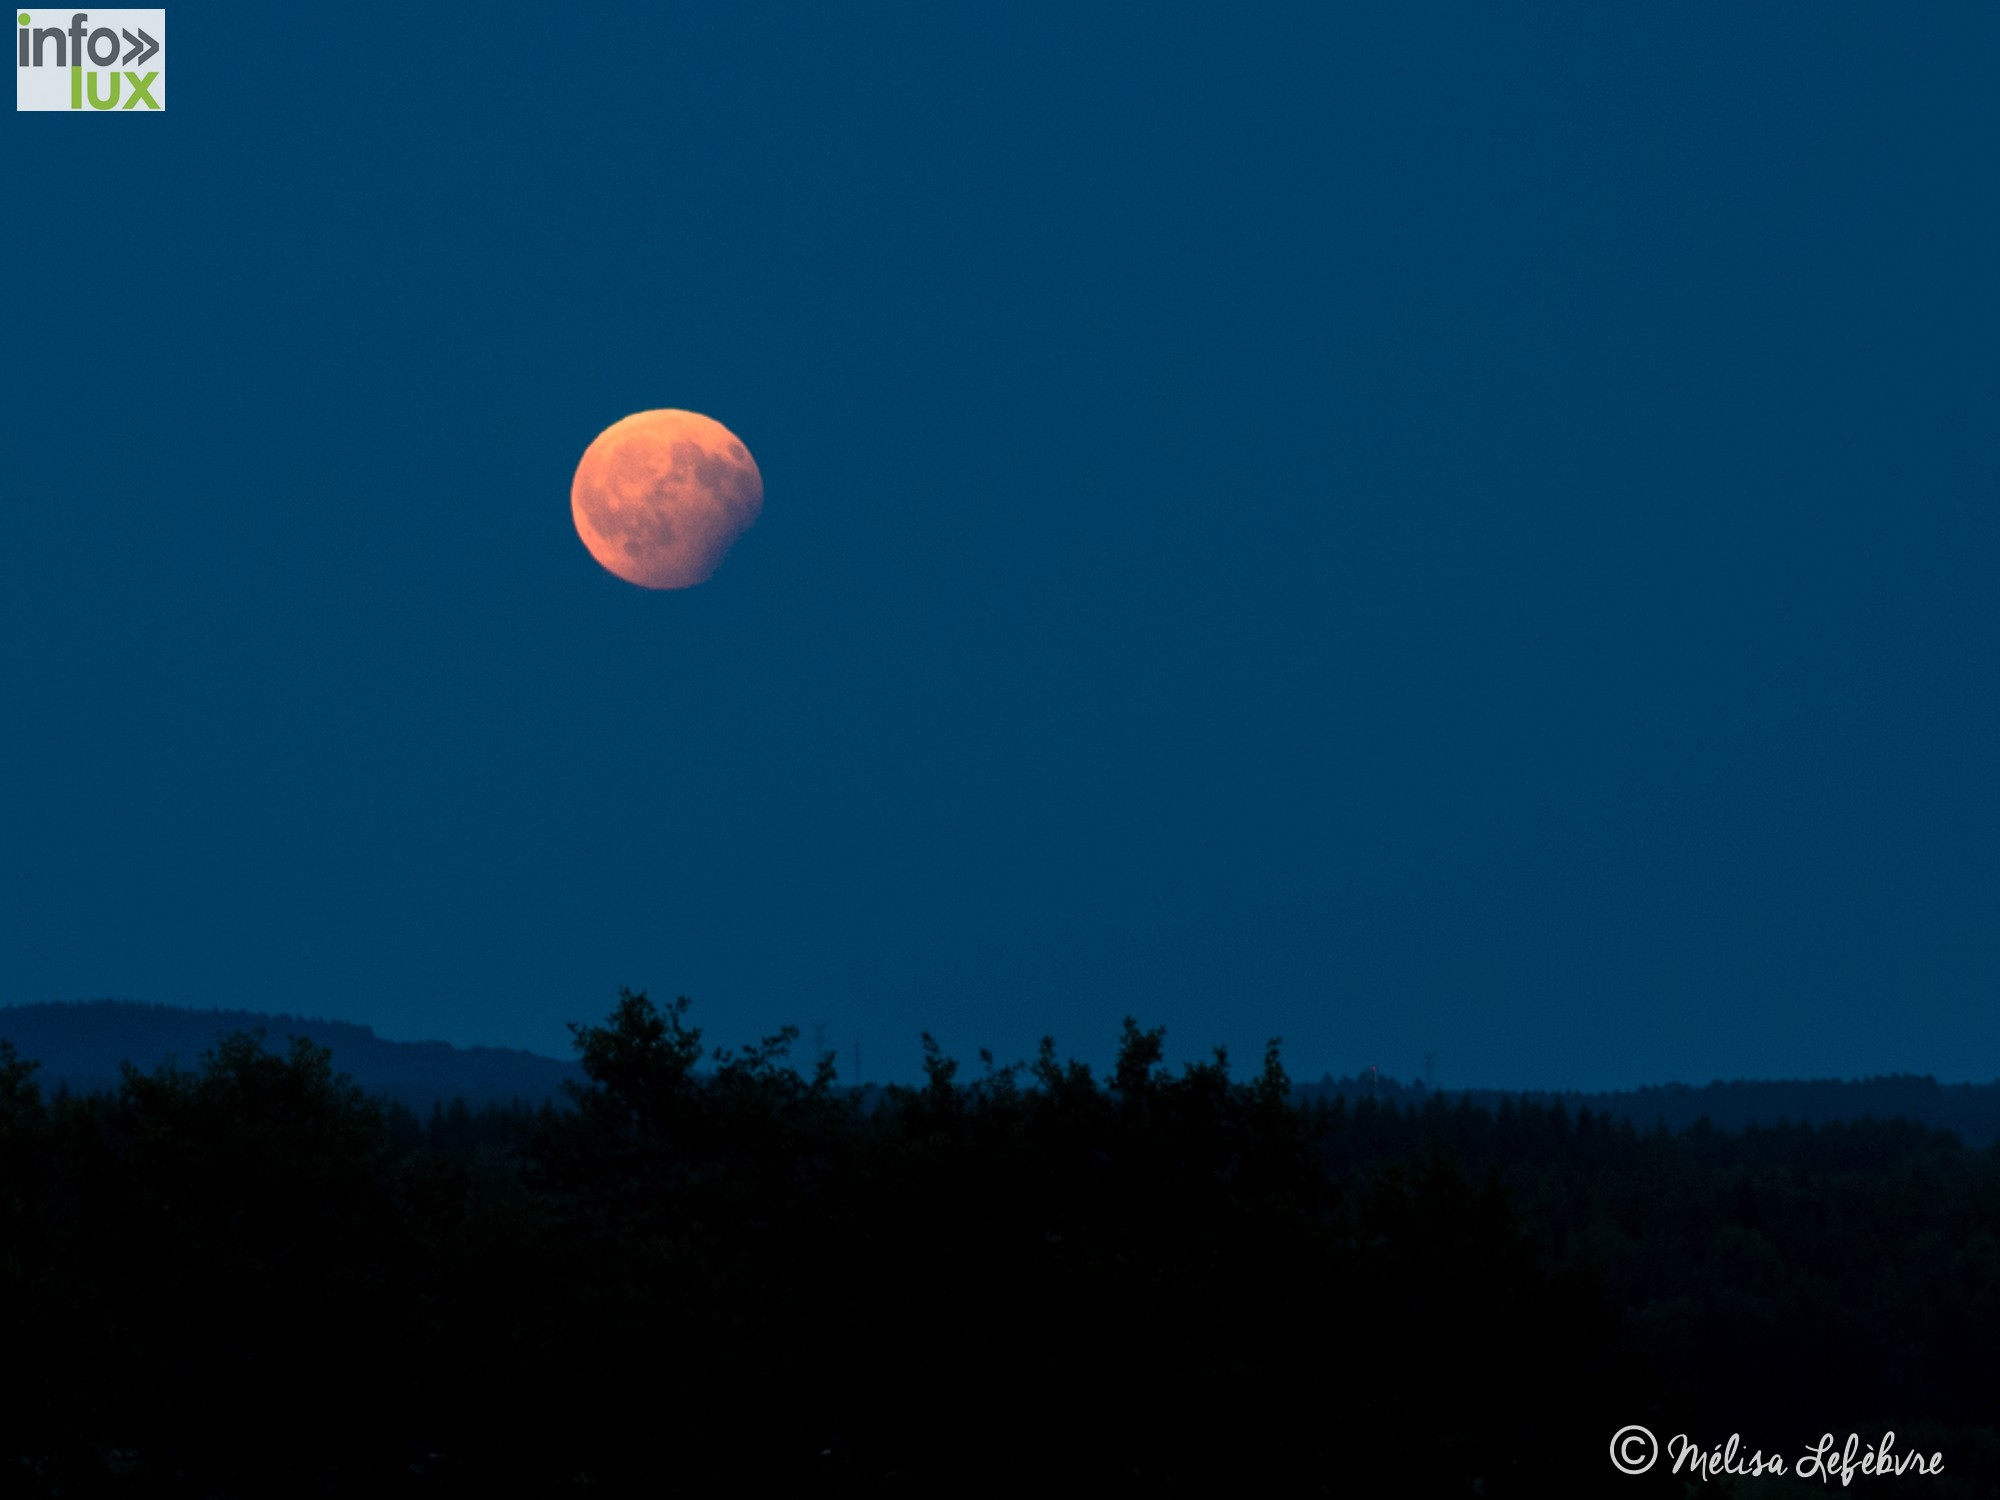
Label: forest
xmin=3 ymin=990 xmax=1996 ymax=1496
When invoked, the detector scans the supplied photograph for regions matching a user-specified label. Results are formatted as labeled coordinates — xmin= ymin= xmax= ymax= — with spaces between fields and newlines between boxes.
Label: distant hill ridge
xmin=0 ymin=1000 xmax=583 ymax=1112
xmin=1302 ymin=1071 xmax=2000 ymax=1148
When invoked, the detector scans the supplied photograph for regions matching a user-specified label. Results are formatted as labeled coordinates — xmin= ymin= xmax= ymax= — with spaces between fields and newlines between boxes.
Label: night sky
xmin=6 ymin=3 xmax=1997 ymax=1088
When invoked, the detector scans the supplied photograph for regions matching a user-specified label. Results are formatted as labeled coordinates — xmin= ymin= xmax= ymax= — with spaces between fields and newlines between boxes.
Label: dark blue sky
xmin=6 ymin=3 xmax=1997 ymax=1087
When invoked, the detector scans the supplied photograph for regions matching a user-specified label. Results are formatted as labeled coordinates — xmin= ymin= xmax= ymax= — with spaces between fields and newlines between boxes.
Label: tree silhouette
xmin=3 ymin=992 xmax=1996 ymax=1495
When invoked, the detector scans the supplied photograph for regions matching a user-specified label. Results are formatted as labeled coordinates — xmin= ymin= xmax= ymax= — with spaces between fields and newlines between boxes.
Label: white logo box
xmin=17 ymin=9 xmax=165 ymax=111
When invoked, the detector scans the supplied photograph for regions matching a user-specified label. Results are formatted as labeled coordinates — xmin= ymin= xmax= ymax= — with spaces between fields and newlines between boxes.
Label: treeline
xmin=18 ymin=1000 xmax=1999 ymax=1143
xmin=1303 ymin=1071 xmax=2000 ymax=1148
xmin=1 ymin=993 xmax=1995 ymax=1496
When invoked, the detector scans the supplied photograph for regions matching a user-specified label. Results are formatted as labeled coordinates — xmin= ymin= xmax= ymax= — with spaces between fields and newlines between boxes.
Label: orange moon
xmin=571 ymin=409 xmax=764 ymax=589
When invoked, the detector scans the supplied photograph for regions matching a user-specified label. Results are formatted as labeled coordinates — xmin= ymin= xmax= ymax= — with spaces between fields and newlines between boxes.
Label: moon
xmin=571 ymin=409 xmax=764 ymax=589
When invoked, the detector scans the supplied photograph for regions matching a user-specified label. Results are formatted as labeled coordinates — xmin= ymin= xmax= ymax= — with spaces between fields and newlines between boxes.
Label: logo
xmin=16 ymin=10 xmax=164 ymax=111
xmin=1609 ymin=1425 xmax=1658 ymax=1475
